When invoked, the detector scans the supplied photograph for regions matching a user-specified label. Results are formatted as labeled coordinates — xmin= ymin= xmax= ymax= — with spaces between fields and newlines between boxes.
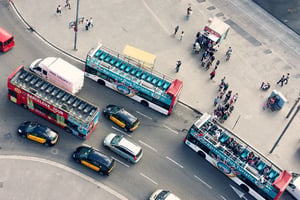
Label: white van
xmin=30 ymin=57 xmax=84 ymax=94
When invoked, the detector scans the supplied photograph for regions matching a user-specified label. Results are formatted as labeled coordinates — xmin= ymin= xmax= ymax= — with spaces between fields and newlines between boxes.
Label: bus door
xmin=0 ymin=27 xmax=14 ymax=52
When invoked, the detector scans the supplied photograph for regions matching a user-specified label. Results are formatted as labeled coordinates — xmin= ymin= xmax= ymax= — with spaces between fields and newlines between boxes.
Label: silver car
xmin=103 ymin=133 xmax=143 ymax=163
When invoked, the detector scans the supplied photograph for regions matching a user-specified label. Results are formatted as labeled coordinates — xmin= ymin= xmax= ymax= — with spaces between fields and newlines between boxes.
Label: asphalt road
xmin=0 ymin=1 xmax=297 ymax=200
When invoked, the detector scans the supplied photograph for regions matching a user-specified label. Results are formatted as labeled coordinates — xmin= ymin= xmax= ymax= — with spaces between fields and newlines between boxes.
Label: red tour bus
xmin=7 ymin=65 xmax=100 ymax=139
xmin=0 ymin=27 xmax=14 ymax=52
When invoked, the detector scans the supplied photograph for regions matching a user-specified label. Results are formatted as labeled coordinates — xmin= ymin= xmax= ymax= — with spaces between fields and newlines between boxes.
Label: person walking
xmin=210 ymin=69 xmax=216 ymax=80
xmin=176 ymin=61 xmax=182 ymax=73
xmin=174 ymin=25 xmax=179 ymax=36
xmin=186 ymin=6 xmax=192 ymax=20
xmin=214 ymin=60 xmax=220 ymax=70
xmin=88 ymin=17 xmax=94 ymax=28
xmin=214 ymin=96 xmax=220 ymax=106
xmin=180 ymin=31 xmax=184 ymax=41
xmin=283 ymin=73 xmax=290 ymax=85
xmin=85 ymin=19 xmax=89 ymax=30
xmin=224 ymin=90 xmax=232 ymax=103
xmin=230 ymin=93 xmax=238 ymax=104
xmin=65 ymin=0 xmax=71 ymax=9
xmin=56 ymin=5 xmax=62 ymax=15
xmin=276 ymin=75 xmax=285 ymax=86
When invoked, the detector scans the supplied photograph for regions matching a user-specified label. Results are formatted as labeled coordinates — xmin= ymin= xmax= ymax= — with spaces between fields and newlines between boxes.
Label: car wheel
xmin=44 ymin=142 xmax=49 ymax=147
xmin=72 ymin=154 xmax=79 ymax=162
xmin=22 ymin=104 xmax=28 ymax=109
xmin=20 ymin=133 xmax=26 ymax=138
xmin=124 ymin=127 xmax=129 ymax=132
xmin=103 ymin=113 xmax=109 ymax=119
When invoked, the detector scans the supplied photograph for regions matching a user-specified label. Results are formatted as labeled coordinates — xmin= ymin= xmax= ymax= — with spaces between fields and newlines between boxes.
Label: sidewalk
xmin=10 ymin=0 xmax=300 ymax=174
xmin=0 ymin=155 xmax=127 ymax=200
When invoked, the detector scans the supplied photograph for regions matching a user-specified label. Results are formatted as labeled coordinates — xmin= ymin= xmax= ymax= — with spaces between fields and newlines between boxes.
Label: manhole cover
xmin=0 ymin=182 xmax=3 ymax=188
xmin=216 ymin=12 xmax=224 ymax=17
xmin=264 ymin=49 xmax=272 ymax=54
xmin=197 ymin=0 xmax=206 ymax=2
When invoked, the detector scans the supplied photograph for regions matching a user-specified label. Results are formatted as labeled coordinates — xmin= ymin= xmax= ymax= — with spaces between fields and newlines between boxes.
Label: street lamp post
xmin=269 ymin=105 xmax=300 ymax=154
xmin=74 ymin=0 xmax=79 ymax=51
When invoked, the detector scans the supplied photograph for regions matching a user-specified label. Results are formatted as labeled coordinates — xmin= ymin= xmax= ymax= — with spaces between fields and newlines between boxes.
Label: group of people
xmin=213 ymin=77 xmax=238 ymax=123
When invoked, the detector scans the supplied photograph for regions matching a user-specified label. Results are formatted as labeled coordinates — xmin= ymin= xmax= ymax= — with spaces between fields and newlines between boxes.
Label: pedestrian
xmin=210 ymin=69 xmax=216 ymax=80
xmin=180 ymin=31 xmax=184 ymax=41
xmin=186 ymin=6 xmax=192 ymax=20
xmin=283 ymin=73 xmax=290 ymax=85
xmin=175 ymin=61 xmax=182 ymax=73
xmin=196 ymin=31 xmax=201 ymax=38
xmin=277 ymin=75 xmax=285 ymax=86
xmin=214 ymin=60 xmax=220 ymax=70
xmin=174 ymin=25 xmax=179 ymax=36
xmin=201 ymin=51 xmax=208 ymax=62
xmin=205 ymin=60 xmax=212 ymax=71
xmin=224 ymin=90 xmax=232 ymax=103
xmin=230 ymin=93 xmax=238 ymax=104
xmin=219 ymin=91 xmax=224 ymax=100
xmin=56 ymin=5 xmax=62 ymax=15
xmin=88 ymin=17 xmax=93 ymax=28
xmin=65 ymin=0 xmax=71 ymax=9
xmin=214 ymin=96 xmax=220 ymax=106
xmin=223 ymin=82 xmax=229 ymax=93
xmin=85 ymin=19 xmax=89 ymax=30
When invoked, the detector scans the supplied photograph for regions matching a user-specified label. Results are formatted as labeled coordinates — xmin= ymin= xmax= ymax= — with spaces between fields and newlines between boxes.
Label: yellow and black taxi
xmin=72 ymin=146 xmax=115 ymax=175
xmin=103 ymin=105 xmax=140 ymax=132
xmin=17 ymin=121 xmax=59 ymax=146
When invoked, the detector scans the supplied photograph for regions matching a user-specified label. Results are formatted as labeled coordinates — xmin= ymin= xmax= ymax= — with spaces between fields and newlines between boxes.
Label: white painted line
xmin=220 ymin=195 xmax=227 ymax=200
xmin=163 ymin=125 xmax=178 ymax=135
xmin=136 ymin=111 xmax=152 ymax=120
xmin=194 ymin=175 xmax=212 ymax=189
xmin=111 ymin=156 xmax=130 ymax=168
xmin=138 ymin=140 xmax=158 ymax=152
xmin=0 ymin=155 xmax=128 ymax=200
xmin=140 ymin=172 xmax=158 ymax=185
xmin=166 ymin=156 xmax=184 ymax=168
xmin=111 ymin=126 xmax=131 ymax=137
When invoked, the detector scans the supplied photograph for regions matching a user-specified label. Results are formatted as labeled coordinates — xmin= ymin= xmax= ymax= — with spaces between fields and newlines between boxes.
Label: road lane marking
xmin=111 ymin=126 xmax=132 ymax=137
xmin=194 ymin=175 xmax=212 ymax=189
xmin=163 ymin=125 xmax=178 ymax=135
xmin=111 ymin=156 xmax=130 ymax=168
xmin=220 ymin=195 xmax=227 ymax=200
xmin=140 ymin=172 xmax=158 ymax=185
xmin=138 ymin=140 xmax=158 ymax=152
xmin=0 ymin=155 xmax=128 ymax=200
xmin=136 ymin=111 xmax=152 ymax=120
xmin=166 ymin=156 xmax=184 ymax=168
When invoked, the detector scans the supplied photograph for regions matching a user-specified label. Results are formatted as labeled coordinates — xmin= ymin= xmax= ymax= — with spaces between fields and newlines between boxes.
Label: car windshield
xmin=110 ymin=106 xmax=121 ymax=113
xmin=111 ymin=135 xmax=122 ymax=145
xmin=25 ymin=122 xmax=38 ymax=132
xmin=156 ymin=191 xmax=170 ymax=200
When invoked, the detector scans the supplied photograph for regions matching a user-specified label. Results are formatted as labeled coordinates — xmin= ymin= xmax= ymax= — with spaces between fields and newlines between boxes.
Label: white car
xmin=149 ymin=189 xmax=181 ymax=200
xmin=103 ymin=133 xmax=143 ymax=163
xmin=286 ymin=172 xmax=300 ymax=199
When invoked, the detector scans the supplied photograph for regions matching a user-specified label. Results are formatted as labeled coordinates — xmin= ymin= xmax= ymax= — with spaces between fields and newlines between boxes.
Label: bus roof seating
xmin=125 ymin=65 xmax=132 ymax=73
xmin=256 ymin=161 xmax=266 ymax=172
xmin=94 ymin=50 xmax=102 ymax=57
xmin=104 ymin=55 xmax=112 ymax=63
xmin=109 ymin=57 xmax=117 ymax=65
xmin=120 ymin=63 xmax=127 ymax=70
xmin=146 ymin=75 xmax=153 ymax=82
xmin=114 ymin=60 xmax=122 ymax=68
xmin=130 ymin=68 xmax=137 ymax=75
xmin=99 ymin=52 xmax=107 ymax=60
xmin=219 ymin=133 xmax=229 ymax=144
xmin=141 ymin=73 xmax=148 ymax=80
xmin=240 ymin=149 xmax=249 ymax=160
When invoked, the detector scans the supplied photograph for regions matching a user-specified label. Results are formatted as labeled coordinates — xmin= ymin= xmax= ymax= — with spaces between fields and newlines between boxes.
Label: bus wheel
xmin=198 ymin=151 xmax=206 ymax=158
xmin=240 ymin=184 xmax=249 ymax=193
xmin=140 ymin=100 xmax=149 ymax=107
xmin=97 ymin=79 xmax=105 ymax=85
xmin=65 ymin=127 xmax=72 ymax=134
xmin=22 ymin=104 xmax=28 ymax=109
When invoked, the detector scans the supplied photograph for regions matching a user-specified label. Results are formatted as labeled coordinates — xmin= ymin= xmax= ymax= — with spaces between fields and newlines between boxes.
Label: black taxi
xmin=72 ymin=146 xmax=115 ymax=175
xmin=103 ymin=105 xmax=140 ymax=132
xmin=17 ymin=121 xmax=59 ymax=146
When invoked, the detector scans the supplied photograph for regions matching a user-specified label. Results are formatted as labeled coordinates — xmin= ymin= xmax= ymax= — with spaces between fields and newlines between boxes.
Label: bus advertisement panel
xmin=7 ymin=65 xmax=100 ymax=140
xmin=0 ymin=27 xmax=14 ymax=52
xmin=184 ymin=113 xmax=292 ymax=200
xmin=85 ymin=44 xmax=183 ymax=115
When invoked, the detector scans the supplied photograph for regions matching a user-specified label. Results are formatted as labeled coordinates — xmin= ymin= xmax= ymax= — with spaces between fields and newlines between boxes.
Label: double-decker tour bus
xmin=7 ymin=66 xmax=99 ymax=139
xmin=184 ymin=113 xmax=292 ymax=200
xmin=85 ymin=44 xmax=183 ymax=115
xmin=0 ymin=27 xmax=14 ymax=52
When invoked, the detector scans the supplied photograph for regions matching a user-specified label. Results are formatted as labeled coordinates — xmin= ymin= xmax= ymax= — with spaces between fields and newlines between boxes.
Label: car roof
xmin=88 ymin=149 xmax=113 ymax=166
xmin=116 ymin=109 xmax=137 ymax=124
xmin=118 ymin=137 xmax=141 ymax=155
